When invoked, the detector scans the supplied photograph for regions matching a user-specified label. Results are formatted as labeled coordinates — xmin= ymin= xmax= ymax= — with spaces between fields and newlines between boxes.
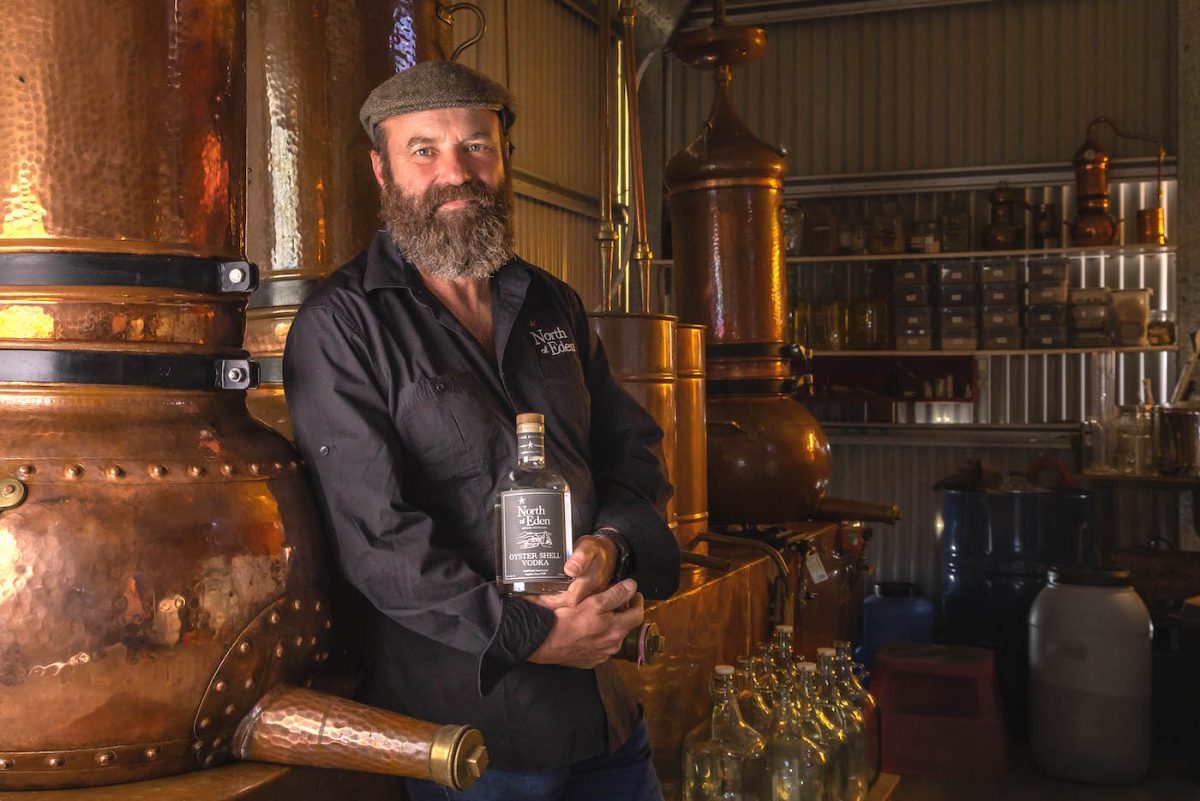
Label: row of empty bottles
xmin=683 ymin=628 xmax=879 ymax=801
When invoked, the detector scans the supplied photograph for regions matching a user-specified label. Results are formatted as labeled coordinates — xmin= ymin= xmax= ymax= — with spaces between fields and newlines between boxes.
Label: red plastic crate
xmin=873 ymin=643 xmax=1008 ymax=781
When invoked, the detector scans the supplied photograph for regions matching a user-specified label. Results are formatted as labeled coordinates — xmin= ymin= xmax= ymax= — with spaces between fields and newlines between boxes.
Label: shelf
xmin=814 ymin=346 xmax=1179 ymax=358
xmin=1081 ymin=471 xmax=1200 ymax=489
xmin=787 ymin=244 xmax=1177 ymax=264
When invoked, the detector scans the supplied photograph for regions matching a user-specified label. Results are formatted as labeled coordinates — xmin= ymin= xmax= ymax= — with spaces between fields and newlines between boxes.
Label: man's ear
xmin=370 ymin=149 xmax=388 ymax=188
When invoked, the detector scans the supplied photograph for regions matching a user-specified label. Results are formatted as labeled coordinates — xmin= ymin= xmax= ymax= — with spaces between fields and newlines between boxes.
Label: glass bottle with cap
xmin=816 ymin=649 xmax=868 ymax=801
xmin=798 ymin=662 xmax=849 ymax=801
xmin=494 ymin=413 xmax=573 ymax=595
xmin=752 ymin=654 xmax=780 ymax=710
xmin=735 ymin=656 xmax=775 ymax=735
xmin=832 ymin=641 xmax=878 ymax=785
xmin=683 ymin=664 xmax=768 ymax=800
xmin=768 ymin=625 xmax=800 ymax=688
xmin=766 ymin=680 xmax=830 ymax=801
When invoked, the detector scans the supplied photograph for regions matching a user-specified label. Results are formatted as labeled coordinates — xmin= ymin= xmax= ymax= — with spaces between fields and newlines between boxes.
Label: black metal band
xmin=257 ymin=357 xmax=284 ymax=385
xmin=707 ymin=377 xmax=798 ymax=396
xmin=248 ymin=277 xmax=320 ymax=309
xmin=705 ymin=341 xmax=797 ymax=360
xmin=0 ymin=350 xmax=259 ymax=390
xmin=0 ymin=252 xmax=258 ymax=294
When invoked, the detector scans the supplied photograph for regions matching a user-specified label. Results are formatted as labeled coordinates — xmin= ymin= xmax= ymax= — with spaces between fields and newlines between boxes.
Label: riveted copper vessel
xmin=1069 ymin=129 xmax=1117 ymax=247
xmin=665 ymin=20 xmax=832 ymax=525
xmin=0 ymin=1 xmax=482 ymax=791
xmin=591 ymin=313 xmax=678 ymax=532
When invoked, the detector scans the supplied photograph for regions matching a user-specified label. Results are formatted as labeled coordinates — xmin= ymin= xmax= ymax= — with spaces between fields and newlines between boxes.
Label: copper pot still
xmin=1069 ymin=116 xmax=1168 ymax=247
xmin=0 ymin=1 xmax=484 ymax=791
xmin=983 ymin=183 xmax=1026 ymax=250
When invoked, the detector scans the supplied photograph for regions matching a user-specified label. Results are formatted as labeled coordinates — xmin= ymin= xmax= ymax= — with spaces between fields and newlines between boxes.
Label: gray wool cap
xmin=359 ymin=60 xmax=516 ymax=144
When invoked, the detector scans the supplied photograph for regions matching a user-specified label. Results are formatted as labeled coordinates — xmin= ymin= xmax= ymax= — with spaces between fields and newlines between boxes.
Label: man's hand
xmin=533 ymin=534 xmax=616 ymax=610
xmin=527 ymin=579 xmax=644 ymax=669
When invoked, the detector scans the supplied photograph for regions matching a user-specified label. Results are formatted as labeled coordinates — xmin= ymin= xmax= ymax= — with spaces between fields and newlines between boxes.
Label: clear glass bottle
xmin=753 ymin=654 xmax=780 ymax=711
xmin=767 ymin=682 xmax=830 ymax=801
xmin=683 ymin=665 xmax=768 ymax=801
xmin=833 ymin=641 xmax=879 ymax=785
xmin=769 ymin=625 xmax=800 ymax=688
xmin=494 ymin=413 xmax=573 ymax=595
xmin=816 ymin=649 xmax=868 ymax=801
xmin=798 ymin=663 xmax=848 ymax=801
xmin=736 ymin=656 xmax=775 ymax=735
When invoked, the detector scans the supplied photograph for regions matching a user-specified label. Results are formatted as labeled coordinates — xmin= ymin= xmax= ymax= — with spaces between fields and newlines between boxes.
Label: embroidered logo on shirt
xmin=528 ymin=324 xmax=577 ymax=356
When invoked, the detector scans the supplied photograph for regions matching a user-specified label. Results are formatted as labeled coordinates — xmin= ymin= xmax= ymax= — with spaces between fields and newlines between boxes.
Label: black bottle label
xmin=499 ymin=489 xmax=569 ymax=582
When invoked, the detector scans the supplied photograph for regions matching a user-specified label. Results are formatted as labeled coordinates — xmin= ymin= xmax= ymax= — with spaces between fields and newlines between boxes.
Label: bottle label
xmin=500 ymin=489 xmax=569 ymax=581
xmin=516 ymin=431 xmax=543 ymax=463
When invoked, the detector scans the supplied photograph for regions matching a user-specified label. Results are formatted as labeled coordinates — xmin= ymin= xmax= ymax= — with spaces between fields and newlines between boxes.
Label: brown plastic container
xmin=940 ymin=307 xmax=978 ymax=333
xmin=1026 ymin=259 xmax=1070 ymax=284
xmin=982 ymin=284 xmax=1021 ymax=306
xmin=897 ymin=307 xmax=933 ymax=330
xmin=1027 ymin=326 xmax=1070 ymax=348
xmin=941 ymin=333 xmax=979 ymax=351
xmin=980 ymin=261 xmax=1020 ymax=285
xmin=1027 ymin=282 xmax=1070 ymax=305
xmin=981 ymin=307 xmax=1021 ymax=329
xmin=939 ymin=284 xmax=979 ymax=307
xmin=897 ymin=331 xmax=934 ymax=351
xmin=1070 ymin=302 xmax=1111 ymax=331
xmin=982 ymin=327 xmax=1024 ymax=349
xmin=938 ymin=262 xmax=977 ymax=285
xmin=896 ymin=285 xmax=932 ymax=307
xmin=1028 ymin=304 xmax=1068 ymax=327
xmin=894 ymin=264 xmax=931 ymax=287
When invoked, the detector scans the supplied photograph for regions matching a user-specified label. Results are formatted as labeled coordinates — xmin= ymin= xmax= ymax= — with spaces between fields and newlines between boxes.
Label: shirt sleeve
xmin=283 ymin=305 xmax=554 ymax=695
xmin=570 ymin=296 xmax=682 ymax=600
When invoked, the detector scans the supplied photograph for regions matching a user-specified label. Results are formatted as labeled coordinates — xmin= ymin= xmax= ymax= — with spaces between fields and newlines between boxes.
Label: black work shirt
xmin=282 ymin=231 xmax=680 ymax=770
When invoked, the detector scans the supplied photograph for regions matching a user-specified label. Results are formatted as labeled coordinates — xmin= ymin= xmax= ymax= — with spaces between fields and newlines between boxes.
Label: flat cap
xmin=359 ymin=60 xmax=516 ymax=142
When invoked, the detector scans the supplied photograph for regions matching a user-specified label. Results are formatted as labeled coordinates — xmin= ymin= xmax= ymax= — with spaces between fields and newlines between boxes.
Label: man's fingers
xmin=564 ymin=539 xmax=599 ymax=577
xmin=611 ymin=592 xmax=645 ymax=632
xmin=593 ymin=578 xmax=637 ymax=612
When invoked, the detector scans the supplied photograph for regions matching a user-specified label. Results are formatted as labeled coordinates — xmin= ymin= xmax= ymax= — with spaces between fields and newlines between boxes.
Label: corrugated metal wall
xmin=667 ymin=0 xmax=1177 ymax=177
xmin=455 ymin=0 xmax=606 ymax=306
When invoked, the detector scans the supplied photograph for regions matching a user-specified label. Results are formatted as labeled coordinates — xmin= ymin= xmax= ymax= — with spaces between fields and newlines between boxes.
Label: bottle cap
xmin=798 ymin=662 xmax=817 ymax=672
xmin=816 ymin=647 xmax=836 ymax=657
xmin=515 ymin=413 xmax=545 ymax=433
xmin=775 ymin=624 xmax=794 ymax=634
xmin=714 ymin=665 xmax=735 ymax=676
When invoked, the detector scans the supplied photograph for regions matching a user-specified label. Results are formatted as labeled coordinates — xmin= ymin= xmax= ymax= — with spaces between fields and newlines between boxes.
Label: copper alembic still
xmin=0 ymin=0 xmax=486 ymax=793
xmin=983 ymin=182 xmax=1027 ymax=250
xmin=1069 ymin=116 xmax=1168 ymax=247
xmin=663 ymin=6 xmax=900 ymax=530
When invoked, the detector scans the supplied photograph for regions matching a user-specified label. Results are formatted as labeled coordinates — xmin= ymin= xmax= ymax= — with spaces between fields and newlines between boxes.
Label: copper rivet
xmin=188 ymin=465 xmax=204 ymax=478
xmin=289 ymin=461 xmax=299 ymax=471
xmin=149 ymin=464 xmax=167 ymax=478
xmin=237 ymin=641 xmax=251 ymax=655
xmin=291 ymin=598 xmax=303 ymax=611
xmin=204 ymin=754 xmax=216 ymax=767
xmin=309 ymin=636 xmax=318 ymax=647
xmin=48 ymin=757 xmax=64 ymax=768
xmin=214 ymin=679 xmax=227 ymax=692
xmin=274 ymin=644 xmax=286 ymax=658
xmin=199 ymin=717 xmax=211 ymax=731
xmin=65 ymin=464 xmax=83 ymax=480
xmin=0 ymin=758 xmax=12 ymax=770
xmin=313 ymin=652 xmax=322 ymax=662
xmin=268 ymin=612 xmax=280 ymax=625
xmin=274 ymin=462 xmax=283 ymax=471
xmin=16 ymin=465 xmax=33 ymax=478
xmin=313 ymin=600 xmax=322 ymax=612
xmin=224 ymin=704 xmax=237 ymax=716
xmin=192 ymin=741 xmax=204 ymax=753
xmin=212 ymin=736 xmax=225 ymax=749
xmin=244 ymin=678 xmax=255 ymax=690
xmin=145 ymin=748 xmax=159 ymax=760
xmin=96 ymin=752 xmax=114 ymax=766
xmin=221 ymin=463 xmax=234 ymax=476
xmin=249 ymin=463 xmax=261 ymax=475
xmin=325 ymin=619 xmax=333 ymax=630
xmin=106 ymin=465 xmax=125 ymax=480
xmin=293 ymin=635 xmax=304 ymax=647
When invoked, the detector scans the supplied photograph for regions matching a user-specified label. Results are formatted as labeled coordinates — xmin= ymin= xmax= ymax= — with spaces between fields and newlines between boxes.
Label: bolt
xmin=188 ymin=465 xmax=205 ymax=478
xmin=16 ymin=465 xmax=33 ymax=478
xmin=149 ymin=464 xmax=167 ymax=479
xmin=226 ymin=367 xmax=246 ymax=383
xmin=0 ymin=758 xmax=12 ymax=770
xmin=65 ymin=464 xmax=83 ymax=480
xmin=144 ymin=747 xmax=159 ymax=760
xmin=221 ymin=463 xmax=235 ymax=476
xmin=106 ymin=465 xmax=125 ymax=480
xmin=228 ymin=267 xmax=246 ymax=285
xmin=96 ymin=752 xmax=114 ymax=766
xmin=47 ymin=756 xmax=64 ymax=768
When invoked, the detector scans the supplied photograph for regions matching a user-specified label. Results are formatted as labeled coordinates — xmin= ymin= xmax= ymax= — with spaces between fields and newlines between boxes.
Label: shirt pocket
xmin=394 ymin=371 xmax=492 ymax=481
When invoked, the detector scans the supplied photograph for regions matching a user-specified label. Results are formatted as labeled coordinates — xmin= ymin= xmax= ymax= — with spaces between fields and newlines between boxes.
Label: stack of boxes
xmin=938 ymin=263 xmax=979 ymax=351
xmin=1069 ymin=287 xmax=1111 ymax=348
xmin=1025 ymin=259 xmax=1071 ymax=348
xmin=980 ymin=261 xmax=1021 ymax=349
xmin=895 ymin=264 xmax=933 ymax=351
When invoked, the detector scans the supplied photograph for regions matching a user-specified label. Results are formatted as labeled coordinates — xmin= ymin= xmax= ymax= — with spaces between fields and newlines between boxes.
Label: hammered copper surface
xmin=232 ymin=685 xmax=485 ymax=788
xmin=787 ymin=523 xmax=868 ymax=658
xmin=674 ymin=325 xmax=707 ymax=550
xmin=0 ymin=1 xmax=244 ymax=256
xmin=706 ymin=394 xmax=831 ymax=525
xmin=0 ymin=388 xmax=329 ymax=790
xmin=591 ymin=314 xmax=678 ymax=528
xmin=0 ymin=288 xmax=245 ymax=351
xmin=613 ymin=552 xmax=773 ymax=792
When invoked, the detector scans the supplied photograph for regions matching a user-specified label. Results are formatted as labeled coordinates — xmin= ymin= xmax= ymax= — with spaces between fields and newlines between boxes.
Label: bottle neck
xmin=516 ymin=428 xmax=546 ymax=467
xmin=710 ymin=676 xmax=747 ymax=734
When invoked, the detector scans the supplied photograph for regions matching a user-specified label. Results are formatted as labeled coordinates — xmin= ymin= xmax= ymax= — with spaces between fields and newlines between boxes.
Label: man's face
xmin=371 ymin=108 xmax=514 ymax=282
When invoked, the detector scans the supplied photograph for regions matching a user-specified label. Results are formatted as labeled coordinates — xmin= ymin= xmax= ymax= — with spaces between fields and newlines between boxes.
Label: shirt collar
xmin=362 ymin=230 xmax=532 ymax=294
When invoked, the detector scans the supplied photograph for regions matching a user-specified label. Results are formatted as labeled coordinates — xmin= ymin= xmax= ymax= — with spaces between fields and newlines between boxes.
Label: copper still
xmin=983 ymin=183 xmax=1026 ymax=250
xmin=0 ymin=1 xmax=483 ymax=791
xmin=1069 ymin=116 xmax=1168 ymax=247
xmin=675 ymin=324 xmax=708 ymax=551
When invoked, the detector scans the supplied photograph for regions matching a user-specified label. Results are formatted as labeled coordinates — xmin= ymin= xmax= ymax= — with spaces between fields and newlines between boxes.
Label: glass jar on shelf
xmin=803 ymin=203 xmax=840 ymax=258
xmin=783 ymin=202 xmax=804 ymax=258
xmin=939 ymin=194 xmax=971 ymax=253
xmin=811 ymin=267 xmax=847 ymax=351
xmin=1148 ymin=309 xmax=1176 ymax=347
xmin=869 ymin=197 xmax=906 ymax=255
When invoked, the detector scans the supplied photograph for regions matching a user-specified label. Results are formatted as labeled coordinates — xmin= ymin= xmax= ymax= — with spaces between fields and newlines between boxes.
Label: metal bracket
xmin=0 ymin=477 xmax=27 ymax=512
xmin=216 ymin=359 xmax=258 ymax=391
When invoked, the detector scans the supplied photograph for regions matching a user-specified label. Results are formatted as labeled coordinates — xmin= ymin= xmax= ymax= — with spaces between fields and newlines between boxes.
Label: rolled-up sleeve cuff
xmin=478 ymin=597 xmax=556 ymax=695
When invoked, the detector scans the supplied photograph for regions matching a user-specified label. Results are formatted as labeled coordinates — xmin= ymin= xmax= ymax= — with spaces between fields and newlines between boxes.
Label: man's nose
xmin=439 ymin=147 xmax=473 ymax=184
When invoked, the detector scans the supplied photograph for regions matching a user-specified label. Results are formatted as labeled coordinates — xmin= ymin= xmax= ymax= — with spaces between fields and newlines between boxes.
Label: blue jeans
xmin=404 ymin=719 xmax=663 ymax=801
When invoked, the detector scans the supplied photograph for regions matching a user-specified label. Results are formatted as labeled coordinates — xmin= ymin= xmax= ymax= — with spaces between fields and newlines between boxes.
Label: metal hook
xmin=439 ymin=3 xmax=487 ymax=62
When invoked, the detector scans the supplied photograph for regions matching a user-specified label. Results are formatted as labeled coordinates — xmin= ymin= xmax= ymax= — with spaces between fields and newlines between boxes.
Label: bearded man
xmin=282 ymin=60 xmax=680 ymax=800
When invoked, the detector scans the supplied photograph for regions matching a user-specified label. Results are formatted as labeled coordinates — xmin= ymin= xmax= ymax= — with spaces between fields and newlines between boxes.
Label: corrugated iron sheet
xmin=668 ymin=0 xmax=1176 ymax=177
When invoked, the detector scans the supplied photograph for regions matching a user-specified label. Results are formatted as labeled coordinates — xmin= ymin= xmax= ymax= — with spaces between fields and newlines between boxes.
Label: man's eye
xmin=467 ymin=143 xmax=488 ymax=153
xmin=414 ymin=148 xmax=433 ymax=157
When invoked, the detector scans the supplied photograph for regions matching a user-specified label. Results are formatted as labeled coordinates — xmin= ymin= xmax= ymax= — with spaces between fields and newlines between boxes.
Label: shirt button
xmin=434 ymin=382 xmax=446 ymax=393
xmin=319 ymin=445 xmax=330 ymax=456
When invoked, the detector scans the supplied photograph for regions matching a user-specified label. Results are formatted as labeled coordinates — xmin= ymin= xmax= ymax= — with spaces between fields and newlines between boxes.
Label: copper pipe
xmin=596 ymin=0 xmax=617 ymax=311
xmin=618 ymin=0 xmax=653 ymax=313
xmin=233 ymin=685 xmax=487 ymax=789
xmin=811 ymin=495 xmax=902 ymax=525
xmin=698 ymin=531 xmax=789 ymax=584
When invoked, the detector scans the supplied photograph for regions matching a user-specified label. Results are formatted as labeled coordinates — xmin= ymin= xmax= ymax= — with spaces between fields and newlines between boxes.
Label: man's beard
xmin=380 ymin=175 xmax=514 ymax=281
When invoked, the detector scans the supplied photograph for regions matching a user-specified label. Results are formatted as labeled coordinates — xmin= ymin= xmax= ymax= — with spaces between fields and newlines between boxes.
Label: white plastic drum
xmin=1028 ymin=567 xmax=1153 ymax=784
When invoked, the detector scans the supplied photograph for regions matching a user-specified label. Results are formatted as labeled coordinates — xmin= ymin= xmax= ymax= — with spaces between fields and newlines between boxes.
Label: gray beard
xmin=380 ymin=175 xmax=514 ymax=281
